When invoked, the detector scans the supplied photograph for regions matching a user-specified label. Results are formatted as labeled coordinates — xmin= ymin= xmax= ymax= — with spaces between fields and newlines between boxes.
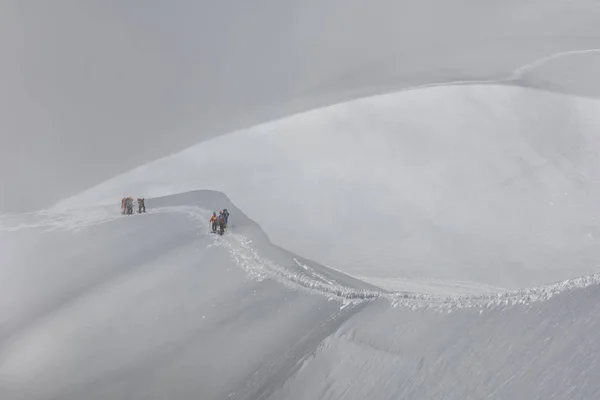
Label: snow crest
xmin=219 ymin=226 xmax=600 ymax=311
xmin=4 ymin=205 xmax=600 ymax=311
xmin=0 ymin=208 xmax=124 ymax=233
xmin=175 ymin=207 xmax=600 ymax=311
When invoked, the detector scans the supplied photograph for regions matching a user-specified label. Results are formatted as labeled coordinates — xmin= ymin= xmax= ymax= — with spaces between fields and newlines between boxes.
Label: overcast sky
xmin=2 ymin=0 xmax=600 ymax=213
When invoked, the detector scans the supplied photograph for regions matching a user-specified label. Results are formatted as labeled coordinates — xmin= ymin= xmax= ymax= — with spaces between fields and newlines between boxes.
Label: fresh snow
xmin=55 ymin=84 xmax=600 ymax=293
xmin=5 ymin=2 xmax=600 ymax=398
xmin=3 ymin=191 xmax=600 ymax=399
xmin=4 ymin=1 xmax=600 ymax=213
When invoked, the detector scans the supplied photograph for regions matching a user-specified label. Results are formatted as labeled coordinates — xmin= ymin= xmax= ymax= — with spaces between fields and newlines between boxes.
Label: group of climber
xmin=210 ymin=209 xmax=230 ymax=235
xmin=121 ymin=197 xmax=146 ymax=215
xmin=118 ymin=197 xmax=229 ymax=235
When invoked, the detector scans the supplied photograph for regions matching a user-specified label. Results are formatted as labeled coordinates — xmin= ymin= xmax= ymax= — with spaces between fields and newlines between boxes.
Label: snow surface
xmin=3 ymin=1 xmax=600 ymax=212
xmin=5 ymin=2 xmax=600 ymax=398
xmin=56 ymin=84 xmax=600 ymax=292
xmin=4 ymin=191 xmax=600 ymax=399
xmin=513 ymin=50 xmax=600 ymax=98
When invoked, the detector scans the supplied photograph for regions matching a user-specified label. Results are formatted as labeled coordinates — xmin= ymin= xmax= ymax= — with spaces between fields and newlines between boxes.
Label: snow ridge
xmin=187 ymin=206 xmax=600 ymax=311
xmin=0 ymin=208 xmax=124 ymax=233
xmin=382 ymin=48 xmax=600 ymax=95
xmin=508 ymin=48 xmax=600 ymax=80
xmin=212 ymin=233 xmax=383 ymax=306
xmin=4 ymin=205 xmax=599 ymax=311
xmin=219 ymin=227 xmax=600 ymax=311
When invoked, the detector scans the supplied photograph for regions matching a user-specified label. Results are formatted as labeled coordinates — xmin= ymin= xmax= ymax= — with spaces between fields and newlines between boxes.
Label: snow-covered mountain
xmin=3 ymin=191 xmax=600 ymax=399
xmin=5 ymin=2 xmax=600 ymax=399
xmin=3 ymin=1 xmax=600 ymax=212
xmin=56 ymin=84 xmax=600 ymax=293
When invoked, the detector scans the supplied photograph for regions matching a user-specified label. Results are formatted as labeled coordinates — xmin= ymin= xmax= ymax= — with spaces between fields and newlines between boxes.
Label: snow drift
xmin=4 ymin=191 xmax=600 ymax=399
xmin=56 ymin=84 xmax=600 ymax=293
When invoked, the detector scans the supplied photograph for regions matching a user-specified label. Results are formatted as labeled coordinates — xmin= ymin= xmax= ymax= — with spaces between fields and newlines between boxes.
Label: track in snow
xmin=5 ymin=202 xmax=600 ymax=312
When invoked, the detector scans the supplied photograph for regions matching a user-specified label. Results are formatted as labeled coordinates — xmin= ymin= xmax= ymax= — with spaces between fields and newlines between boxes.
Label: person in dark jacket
xmin=218 ymin=211 xmax=226 ymax=235
xmin=222 ymin=209 xmax=230 ymax=230
xmin=126 ymin=197 xmax=134 ymax=215
xmin=137 ymin=198 xmax=146 ymax=213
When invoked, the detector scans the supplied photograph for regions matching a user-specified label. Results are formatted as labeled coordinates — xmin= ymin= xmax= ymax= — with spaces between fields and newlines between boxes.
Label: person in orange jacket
xmin=209 ymin=212 xmax=218 ymax=233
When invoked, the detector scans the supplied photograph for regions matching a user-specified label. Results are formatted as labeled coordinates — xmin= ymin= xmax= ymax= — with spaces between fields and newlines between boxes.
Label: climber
xmin=209 ymin=212 xmax=218 ymax=233
xmin=126 ymin=197 xmax=134 ymax=215
xmin=137 ymin=198 xmax=146 ymax=213
xmin=218 ymin=211 xmax=226 ymax=235
xmin=222 ymin=208 xmax=230 ymax=229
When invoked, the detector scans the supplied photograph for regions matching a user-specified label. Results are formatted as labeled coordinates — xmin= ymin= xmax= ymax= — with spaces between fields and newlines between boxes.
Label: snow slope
xmin=3 ymin=1 xmax=600 ymax=212
xmin=4 ymin=191 xmax=600 ymax=399
xmin=272 ymin=288 xmax=600 ymax=400
xmin=56 ymin=84 xmax=600 ymax=292
xmin=0 ymin=191 xmax=377 ymax=400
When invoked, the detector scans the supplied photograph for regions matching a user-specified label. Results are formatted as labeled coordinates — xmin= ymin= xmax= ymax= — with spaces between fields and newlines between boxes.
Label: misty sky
xmin=2 ymin=0 xmax=600 ymax=213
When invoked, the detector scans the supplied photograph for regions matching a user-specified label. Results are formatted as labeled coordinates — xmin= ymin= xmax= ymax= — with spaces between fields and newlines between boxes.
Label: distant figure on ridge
xmin=137 ymin=198 xmax=146 ymax=213
xmin=218 ymin=211 xmax=226 ymax=235
xmin=125 ymin=197 xmax=134 ymax=215
xmin=210 ymin=212 xmax=218 ymax=233
xmin=222 ymin=209 xmax=230 ymax=230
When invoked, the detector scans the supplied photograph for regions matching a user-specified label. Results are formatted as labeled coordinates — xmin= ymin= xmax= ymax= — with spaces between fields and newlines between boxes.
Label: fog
xmin=3 ymin=0 xmax=600 ymax=212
